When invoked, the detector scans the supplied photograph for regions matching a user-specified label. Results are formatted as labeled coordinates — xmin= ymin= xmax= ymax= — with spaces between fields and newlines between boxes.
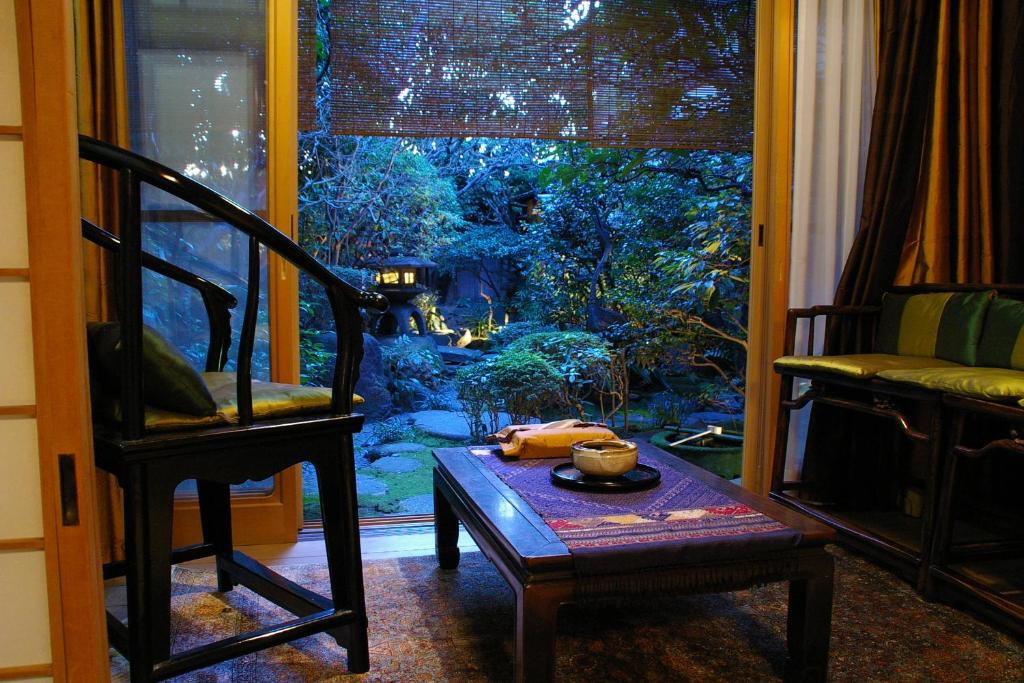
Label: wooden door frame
xmin=14 ymin=0 xmax=110 ymax=679
xmin=743 ymin=0 xmax=796 ymax=495
xmin=171 ymin=0 xmax=303 ymax=546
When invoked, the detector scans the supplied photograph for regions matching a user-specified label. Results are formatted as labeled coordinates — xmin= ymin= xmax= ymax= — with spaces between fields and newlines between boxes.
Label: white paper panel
xmin=0 ymin=418 xmax=41 ymax=538
xmin=0 ymin=140 xmax=29 ymax=268
xmin=0 ymin=281 xmax=35 ymax=405
xmin=0 ymin=551 xmax=52 ymax=667
xmin=0 ymin=0 xmax=21 ymax=126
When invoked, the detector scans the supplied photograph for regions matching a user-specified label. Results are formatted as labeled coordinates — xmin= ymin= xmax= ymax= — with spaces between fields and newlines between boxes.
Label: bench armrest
xmin=783 ymin=305 xmax=881 ymax=357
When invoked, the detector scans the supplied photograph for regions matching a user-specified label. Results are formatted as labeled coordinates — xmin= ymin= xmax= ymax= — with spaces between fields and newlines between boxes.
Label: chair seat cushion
xmin=877 ymin=366 xmax=1024 ymax=405
xmin=774 ymin=353 xmax=962 ymax=379
xmin=95 ymin=373 xmax=365 ymax=432
xmin=203 ymin=372 xmax=364 ymax=421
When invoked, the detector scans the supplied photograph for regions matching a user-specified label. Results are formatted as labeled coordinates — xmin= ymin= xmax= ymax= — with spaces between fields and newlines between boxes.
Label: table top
xmin=434 ymin=440 xmax=834 ymax=575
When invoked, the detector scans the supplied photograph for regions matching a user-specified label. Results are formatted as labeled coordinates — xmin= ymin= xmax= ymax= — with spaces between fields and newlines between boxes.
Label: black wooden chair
xmin=80 ymin=136 xmax=388 ymax=682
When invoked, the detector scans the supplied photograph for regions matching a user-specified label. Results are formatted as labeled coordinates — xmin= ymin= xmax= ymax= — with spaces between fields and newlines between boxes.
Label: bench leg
xmin=433 ymin=471 xmax=461 ymax=570
xmin=515 ymin=581 xmax=572 ymax=683
xmin=787 ymin=554 xmax=834 ymax=683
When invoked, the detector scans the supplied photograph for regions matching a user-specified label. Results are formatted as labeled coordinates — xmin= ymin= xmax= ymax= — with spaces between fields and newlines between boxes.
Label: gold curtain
xmin=896 ymin=0 xmax=993 ymax=284
xmin=76 ymin=0 xmax=129 ymax=564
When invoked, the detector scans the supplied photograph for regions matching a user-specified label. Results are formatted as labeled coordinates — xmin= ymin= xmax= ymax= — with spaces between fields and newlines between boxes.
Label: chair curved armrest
xmin=79 ymin=136 xmax=389 ymax=314
xmin=82 ymin=218 xmax=237 ymax=371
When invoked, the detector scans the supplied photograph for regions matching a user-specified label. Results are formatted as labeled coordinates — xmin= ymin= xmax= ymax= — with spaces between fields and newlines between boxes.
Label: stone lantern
xmin=371 ymin=256 xmax=436 ymax=336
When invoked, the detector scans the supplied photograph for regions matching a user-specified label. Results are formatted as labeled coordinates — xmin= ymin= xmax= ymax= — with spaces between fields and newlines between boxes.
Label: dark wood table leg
xmin=433 ymin=471 xmax=461 ymax=569
xmin=787 ymin=553 xmax=834 ymax=683
xmin=515 ymin=581 xmax=572 ymax=683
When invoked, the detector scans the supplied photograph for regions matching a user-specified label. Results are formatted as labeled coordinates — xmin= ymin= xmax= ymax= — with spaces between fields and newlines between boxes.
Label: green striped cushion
xmin=875 ymin=291 xmax=994 ymax=366
xmin=977 ymin=298 xmax=1024 ymax=370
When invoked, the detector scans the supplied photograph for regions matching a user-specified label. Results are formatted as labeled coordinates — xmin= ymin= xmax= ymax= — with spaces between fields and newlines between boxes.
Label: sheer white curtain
xmin=786 ymin=0 xmax=877 ymax=480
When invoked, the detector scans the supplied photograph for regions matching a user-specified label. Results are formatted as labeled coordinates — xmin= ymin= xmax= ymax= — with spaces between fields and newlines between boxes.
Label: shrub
xmin=487 ymin=321 xmax=559 ymax=349
xmin=647 ymin=391 xmax=701 ymax=427
xmin=367 ymin=416 xmax=413 ymax=446
xmin=456 ymin=350 xmax=564 ymax=439
xmin=380 ymin=335 xmax=445 ymax=411
xmin=505 ymin=331 xmax=627 ymax=422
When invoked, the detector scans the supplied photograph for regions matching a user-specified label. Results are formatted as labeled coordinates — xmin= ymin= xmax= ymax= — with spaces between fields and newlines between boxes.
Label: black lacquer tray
xmin=550 ymin=462 xmax=661 ymax=492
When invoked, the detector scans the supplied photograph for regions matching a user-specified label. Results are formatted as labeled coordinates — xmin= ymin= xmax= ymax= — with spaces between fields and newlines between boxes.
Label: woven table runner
xmin=472 ymin=441 xmax=803 ymax=574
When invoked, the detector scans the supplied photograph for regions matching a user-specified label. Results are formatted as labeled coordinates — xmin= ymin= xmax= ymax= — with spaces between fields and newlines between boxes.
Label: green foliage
xmin=506 ymin=330 xmax=627 ymax=421
xmin=380 ymin=336 xmax=445 ymax=411
xmin=456 ymin=350 xmax=564 ymax=439
xmin=647 ymin=392 xmax=702 ymax=427
xmin=487 ymin=321 xmax=559 ymax=348
xmin=366 ymin=416 xmax=414 ymax=446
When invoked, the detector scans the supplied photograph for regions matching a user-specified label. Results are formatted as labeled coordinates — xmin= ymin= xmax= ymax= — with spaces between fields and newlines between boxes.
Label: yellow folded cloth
xmin=488 ymin=419 xmax=618 ymax=458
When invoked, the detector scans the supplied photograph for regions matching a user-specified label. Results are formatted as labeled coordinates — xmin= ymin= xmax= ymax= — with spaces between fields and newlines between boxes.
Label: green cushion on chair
xmin=874 ymin=290 xmax=994 ymax=365
xmin=774 ymin=353 xmax=962 ymax=379
xmin=87 ymin=322 xmax=217 ymax=416
xmin=977 ymin=298 xmax=1024 ymax=371
xmin=877 ymin=366 xmax=1024 ymax=402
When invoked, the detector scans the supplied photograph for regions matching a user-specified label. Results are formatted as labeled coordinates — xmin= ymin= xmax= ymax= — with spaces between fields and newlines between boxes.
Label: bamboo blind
xmin=299 ymin=0 xmax=755 ymax=150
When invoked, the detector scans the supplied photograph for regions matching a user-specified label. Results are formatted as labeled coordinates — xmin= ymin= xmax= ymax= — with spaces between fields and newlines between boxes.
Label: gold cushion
xmin=97 ymin=401 xmax=229 ymax=432
xmin=774 ymin=353 xmax=962 ymax=379
xmin=202 ymin=372 xmax=364 ymax=421
xmin=98 ymin=373 xmax=364 ymax=432
xmin=876 ymin=366 xmax=1024 ymax=403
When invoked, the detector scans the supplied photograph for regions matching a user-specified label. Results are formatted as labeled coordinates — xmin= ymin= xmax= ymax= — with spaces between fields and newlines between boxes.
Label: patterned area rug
xmin=110 ymin=547 xmax=1022 ymax=682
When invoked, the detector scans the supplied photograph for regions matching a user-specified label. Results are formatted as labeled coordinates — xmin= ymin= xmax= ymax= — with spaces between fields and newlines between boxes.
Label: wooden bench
xmin=771 ymin=283 xmax=1024 ymax=634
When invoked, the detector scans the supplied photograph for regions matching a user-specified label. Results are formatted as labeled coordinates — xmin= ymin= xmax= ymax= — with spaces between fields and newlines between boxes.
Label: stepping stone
xmin=436 ymin=346 xmax=483 ymax=365
xmin=370 ymin=455 xmax=422 ymax=474
xmin=368 ymin=442 xmax=427 ymax=457
xmin=407 ymin=409 xmax=524 ymax=441
xmin=407 ymin=410 xmax=474 ymax=440
xmin=355 ymin=474 xmax=387 ymax=496
xmin=399 ymin=493 xmax=435 ymax=514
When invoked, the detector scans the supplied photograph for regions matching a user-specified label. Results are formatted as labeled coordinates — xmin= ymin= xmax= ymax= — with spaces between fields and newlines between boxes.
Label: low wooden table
xmin=433 ymin=442 xmax=837 ymax=682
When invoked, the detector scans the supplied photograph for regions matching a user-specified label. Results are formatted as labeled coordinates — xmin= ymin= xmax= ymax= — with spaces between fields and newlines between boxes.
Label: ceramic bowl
xmin=571 ymin=439 xmax=638 ymax=477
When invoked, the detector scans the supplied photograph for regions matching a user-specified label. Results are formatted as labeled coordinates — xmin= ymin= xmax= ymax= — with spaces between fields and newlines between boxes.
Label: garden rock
xmin=436 ymin=346 xmax=482 ymax=365
xmin=367 ymin=442 xmax=426 ymax=458
xmin=370 ymin=455 xmax=421 ymax=474
xmin=355 ymin=333 xmax=392 ymax=418
xmin=409 ymin=409 xmax=527 ymax=441
xmin=355 ymin=474 xmax=387 ymax=496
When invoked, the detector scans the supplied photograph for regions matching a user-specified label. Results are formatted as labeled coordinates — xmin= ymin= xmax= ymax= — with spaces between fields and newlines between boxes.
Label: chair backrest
xmin=79 ymin=135 xmax=389 ymax=439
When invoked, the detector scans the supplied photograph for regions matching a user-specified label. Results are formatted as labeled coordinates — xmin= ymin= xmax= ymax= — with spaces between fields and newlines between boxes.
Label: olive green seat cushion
xmin=774 ymin=353 xmax=962 ymax=379
xmin=877 ymin=366 xmax=1024 ymax=407
xmin=874 ymin=290 xmax=994 ymax=366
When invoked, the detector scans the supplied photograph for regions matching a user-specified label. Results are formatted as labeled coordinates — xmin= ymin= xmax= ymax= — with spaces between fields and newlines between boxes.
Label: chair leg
xmin=123 ymin=465 xmax=176 ymax=681
xmin=313 ymin=438 xmax=369 ymax=673
xmin=197 ymin=480 xmax=235 ymax=592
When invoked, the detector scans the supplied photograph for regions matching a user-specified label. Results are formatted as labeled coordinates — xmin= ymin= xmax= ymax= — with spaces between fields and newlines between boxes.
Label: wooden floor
xmin=106 ymin=522 xmax=477 ymax=609
xmin=180 ymin=522 xmax=477 ymax=569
